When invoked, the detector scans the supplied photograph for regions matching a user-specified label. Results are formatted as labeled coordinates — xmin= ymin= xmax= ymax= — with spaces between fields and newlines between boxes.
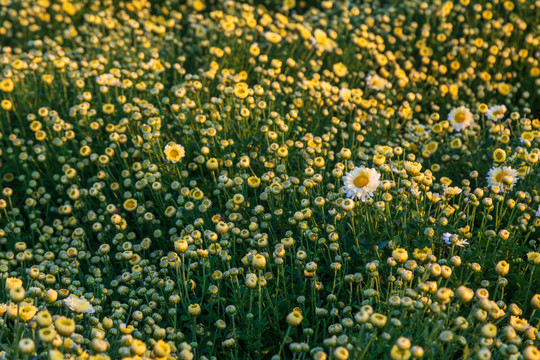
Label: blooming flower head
xmin=443 ymin=233 xmax=469 ymax=247
xmin=164 ymin=142 xmax=185 ymax=163
xmin=493 ymin=148 xmax=506 ymax=162
xmin=64 ymin=295 xmax=95 ymax=314
xmin=5 ymin=277 xmax=22 ymax=291
xmin=19 ymin=305 xmax=38 ymax=322
xmin=313 ymin=29 xmax=337 ymax=52
xmin=264 ymin=31 xmax=282 ymax=44
xmin=8 ymin=303 xmax=38 ymax=322
xmin=390 ymin=345 xmax=411 ymax=360
xmin=486 ymin=166 xmax=518 ymax=189
xmin=234 ymin=82 xmax=249 ymax=99
xmin=102 ymin=103 xmax=115 ymax=115
xmin=413 ymin=247 xmax=432 ymax=261
xmin=528 ymin=252 xmax=540 ymax=265
xmin=448 ymin=106 xmax=473 ymax=131
xmin=333 ymin=62 xmax=348 ymax=77
xmin=123 ymin=198 xmax=138 ymax=212
xmin=343 ymin=166 xmax=381 ymax=202
xmin=443 ymin=186 xmax=462 ymax=198
xmin=366 ymin=74 xmax=390 ymax=91
xmin=404 ymin=161 xmax=422 ymax=175
xmin=485 ymin=105 xmax=506 ymax=121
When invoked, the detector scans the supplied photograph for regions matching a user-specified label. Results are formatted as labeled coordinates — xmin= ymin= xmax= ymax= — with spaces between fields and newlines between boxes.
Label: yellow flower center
xmin=170 ymin=149 xmax=180 ymax=157
xmin=353 ymin=174 xmax=370 ymax=188
xmin=495 ymin=171 xmax=508 ymax=183
xmin=455 ymin=112 xmax=467 ymax=123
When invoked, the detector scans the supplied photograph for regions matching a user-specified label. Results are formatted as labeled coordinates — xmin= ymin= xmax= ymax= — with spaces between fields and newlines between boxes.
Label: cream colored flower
xmin=313 ymin=29 xmax=337 ymax=52
xmin=366 ymin=74 xmax=390 ymax=91
xmin=448 ymin=106 xmax=473 ymax=131
xmin=487 ymin=166 xmax=518 ymax=189
xmin=443 ymin=233 xmax=469 ymax=247
xmin=486 ymin=105 xmax=506 ymax=121
xmin=63 ymin=295 xmax=95 ymax=314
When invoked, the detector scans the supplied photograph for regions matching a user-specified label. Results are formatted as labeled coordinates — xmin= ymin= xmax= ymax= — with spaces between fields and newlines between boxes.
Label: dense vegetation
xmin=0 ymin=0 xmax=539 ymax=359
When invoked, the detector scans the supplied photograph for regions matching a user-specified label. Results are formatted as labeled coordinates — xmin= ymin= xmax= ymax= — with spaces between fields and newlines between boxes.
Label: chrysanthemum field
xmin=0 ymin=0 xmax=539 ymax=359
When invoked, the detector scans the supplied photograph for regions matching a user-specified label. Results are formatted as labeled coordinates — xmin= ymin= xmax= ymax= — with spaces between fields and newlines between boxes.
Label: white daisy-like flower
xmin=536 ymin=205 xmax=540 ymax=217
xmin=342 ymin=166 xmax=381 ymax=202
xmin=64 ymin=295 xmax=95 ymax=314
xmin=366 ymin=74 xmax=390 ymax=91
xmin=448 ymin=106 xmax=473 ymax=131
xmin=410 ymin=186 xmax=421 ymax=198
xmin=427 ymin=191 xmax=442 ymax=203
xmin=486 ymin=166 xmax=519 ymax=190
xmin=339 ymin=88 xmax=351 ymax=102
xmin=485 ymin=105 xmax=507 ymax=121
xmin=455 ymin=239 xmax=469 ymax=247
xmin=442 ymin=233 xmax=453 ymax=244
xmin=443 ymin=233 xmax=469 ymax=247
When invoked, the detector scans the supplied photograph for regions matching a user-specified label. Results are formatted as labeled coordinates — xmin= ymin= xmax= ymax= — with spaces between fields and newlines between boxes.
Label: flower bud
xmin=10 ymin=287 xmax=25 ymax=303
xmin=252 ymin=254 xmax=266 ymax=270
xmin=456 ymin=286 xmax=474 ymax=303
xmin=495 ymin=260 xmax=509 ymax=276
xmin=286 ymin=311 xmax=303 ymax=327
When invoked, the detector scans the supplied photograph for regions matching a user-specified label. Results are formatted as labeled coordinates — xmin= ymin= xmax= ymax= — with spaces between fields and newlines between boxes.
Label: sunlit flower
xmin=5 ymin=277 xmax=22 ymax=291
xmin=63 ymin=295 xmax=95 ymax=314
xmin=55 ymin=316 xmax=76 ymax=337
xmin=493 ymin=149 xmax=506 ymax=162
xmin=448 ymin=106 xmax=473 ymax=131
xmin=234 ymin=82 xmax=249 ymax=99
xmin=333 ymin=62 xmax=348 ymax=77
xmin=265 ymin=32 xmax=282 ymax=44
xmin=342 ymin=166 xmax=381 ymax=202
xmin=486 ymin=105 xmax=506 ymax=121
xmin=486 ymin=166 xmax=518 ymax=189
xmin=8 ymin=304 xmax=37 ymax=322
xmin=0 ymin=1 xmax=538 ymax=357
xmin=164 ymin=142 xmax=185 ymax=163
xmin=443 ymin=233 xmax=469 ymax=247
xmin=366 ymin=74 xmax=390 ymax=91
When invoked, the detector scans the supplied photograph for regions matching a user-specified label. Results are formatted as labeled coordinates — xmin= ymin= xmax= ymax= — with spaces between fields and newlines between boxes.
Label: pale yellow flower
xmin=64 ymin=295 xmax=95 ymax=314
